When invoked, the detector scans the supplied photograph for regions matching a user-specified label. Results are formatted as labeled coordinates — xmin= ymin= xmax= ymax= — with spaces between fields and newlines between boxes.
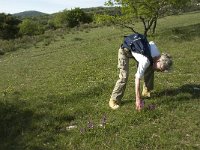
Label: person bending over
xmin=109 ymin=33 xmax=173 ymax=111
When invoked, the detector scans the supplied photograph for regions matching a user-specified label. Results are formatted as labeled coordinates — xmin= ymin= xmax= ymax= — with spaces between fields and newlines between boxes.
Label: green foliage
xmin=66 ymin=8 xmax=92 ymax=28
xmin=19 ymin=19 xmax=45 ymax=36
xmin=50 ymin=8 xmax=93 ymax=28
xmin=0 ymin=40 xmax=16 ymax=53
xmin=94 ymin=14 xmax=114 ymax=25
xmin=83 ymin=7 xmax=122 ymax=16
xmin=0 ymin=13 xmax=21 ymax=39
xmin=47 ymin=19 xmax=57 ymax=29
xmin=0 ymin=27 xmax=71 ymax=55
xmin=182 ymin=0 xmax=200 ymax=12
xmin=105 ymin=0 xmax=192 ymax=35
xmin=50 ymin=10 xmax=69 ymax=28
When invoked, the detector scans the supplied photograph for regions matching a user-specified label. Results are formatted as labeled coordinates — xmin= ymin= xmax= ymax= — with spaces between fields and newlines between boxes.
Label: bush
xmin=51 ymin=8 xmax=93 ymax=29
xmin=0 ymin=13 xmax=21 ymax=39
xmin=66 ymin=8 xmax=93 ymax=28
xmin=19 ymin=19 xmax=45 ymax=36
xmin=0 ymin=40 xmax=16 ymax=53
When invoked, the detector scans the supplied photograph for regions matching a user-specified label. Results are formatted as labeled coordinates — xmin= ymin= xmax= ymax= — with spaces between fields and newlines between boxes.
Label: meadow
xmin=0 ymin=11 xmax=200 ymax=150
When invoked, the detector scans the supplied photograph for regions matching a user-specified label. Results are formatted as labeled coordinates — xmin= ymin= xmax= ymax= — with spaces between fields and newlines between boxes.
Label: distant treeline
xmin=0 ymin=4 xmax=199 ymax=40
xmin=0 ymin=7 xmax=122 ymax=40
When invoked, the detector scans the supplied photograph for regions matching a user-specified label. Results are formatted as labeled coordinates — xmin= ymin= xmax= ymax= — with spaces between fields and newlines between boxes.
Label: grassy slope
xmin=0 ymin=12 xmax=200 ymax=149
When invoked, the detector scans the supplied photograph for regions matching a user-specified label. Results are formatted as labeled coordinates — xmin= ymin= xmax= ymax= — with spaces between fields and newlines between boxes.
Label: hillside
xmin=0 ymin=12 xmax=200 ymax=149
xmin=13 ymin=10 xmax=48 ymax=18
xmin=12 ymin=7 xmax=119 ymax=18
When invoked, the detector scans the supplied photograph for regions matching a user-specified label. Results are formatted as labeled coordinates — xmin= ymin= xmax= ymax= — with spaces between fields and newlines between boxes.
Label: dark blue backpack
xmin=122 ymin=33 xmax=153 ymax=65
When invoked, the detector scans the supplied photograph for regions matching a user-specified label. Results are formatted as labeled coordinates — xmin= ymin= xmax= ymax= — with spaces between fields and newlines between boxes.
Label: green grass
xmin=0 ymin=12 xmax=200 ymax=150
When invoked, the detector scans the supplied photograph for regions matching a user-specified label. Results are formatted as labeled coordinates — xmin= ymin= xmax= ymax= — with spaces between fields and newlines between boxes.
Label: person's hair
xmin=159 ymin=53 xmax=173 ymax=71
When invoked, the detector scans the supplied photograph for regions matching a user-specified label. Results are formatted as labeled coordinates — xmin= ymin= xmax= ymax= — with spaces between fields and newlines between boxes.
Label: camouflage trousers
xmin=110 ymin=47 xmax=154 ymax=102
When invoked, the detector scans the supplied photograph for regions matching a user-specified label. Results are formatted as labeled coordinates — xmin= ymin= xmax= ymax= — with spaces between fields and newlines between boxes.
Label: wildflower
xmin=87 ymin=120 xmax=94 ymax=129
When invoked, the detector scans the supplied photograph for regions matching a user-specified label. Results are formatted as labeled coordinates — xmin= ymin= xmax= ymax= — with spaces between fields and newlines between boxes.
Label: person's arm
xmin=131 ymin=52 xmax=150 ymax=110
xmin=135 ymin=77 xmax=142 ymax=110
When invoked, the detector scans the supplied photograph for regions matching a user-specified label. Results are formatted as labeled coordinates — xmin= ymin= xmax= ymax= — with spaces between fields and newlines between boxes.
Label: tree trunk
xmin=152 ymin=19 xmax=157 ymax=34
xmin=140 ymin=17 xmax=148 ymax=36
xmin=140 ymin=16 xmax=158 ymax=36
xmin=144 ymin=29 xmax=148 ymax=37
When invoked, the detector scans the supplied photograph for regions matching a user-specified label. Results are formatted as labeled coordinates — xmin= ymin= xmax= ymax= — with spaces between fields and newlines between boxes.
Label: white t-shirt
xmin=131 ymin=41 xmax=160 ymax=79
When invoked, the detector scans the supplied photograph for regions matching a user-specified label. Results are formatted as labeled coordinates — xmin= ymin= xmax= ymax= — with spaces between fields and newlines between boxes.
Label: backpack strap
xmin=122 ymin=33 xmax=153 ymax=65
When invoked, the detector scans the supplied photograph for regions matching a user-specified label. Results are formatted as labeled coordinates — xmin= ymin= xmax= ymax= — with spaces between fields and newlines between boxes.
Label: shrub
xmin=19 ymin=19 xmax=45 ymax=36
xmin=0 ymin=13 xmax=21 ymax=39
xmin=0 ymin=40 xmax=16 ymax=53
xmin=51 ymin=8 xmax=93 ymax=29
xmin=66 ymin=8 xmax=93 ymax=28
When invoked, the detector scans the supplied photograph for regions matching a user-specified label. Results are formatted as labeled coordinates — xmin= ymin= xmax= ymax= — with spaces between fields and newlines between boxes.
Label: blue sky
xmin=0 ymin=0 xmax=107 ymax=14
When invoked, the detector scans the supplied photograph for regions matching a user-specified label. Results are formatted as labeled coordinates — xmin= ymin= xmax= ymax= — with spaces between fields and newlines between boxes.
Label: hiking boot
xmin=142 ymin=87 xmax=151 ymax=98
xmin=109 ymin=99 xmax=120 ymax=110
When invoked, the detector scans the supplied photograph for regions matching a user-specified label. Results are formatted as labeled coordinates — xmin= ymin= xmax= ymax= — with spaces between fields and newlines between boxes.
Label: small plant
xmin=43 ymin=39 xmax=51 ymax=46
xmin=0 ymin=40 xmax=16 ymax=53
xmin=79 ymin=115 xmax=107 ymax=134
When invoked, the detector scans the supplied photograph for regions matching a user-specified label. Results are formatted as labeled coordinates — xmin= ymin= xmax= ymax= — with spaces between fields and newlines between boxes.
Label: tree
xmin=50 ymin=8 xmax=93 ymax=28
xmin=51 ymin=10 xmax=69 ymax=28
xmin=19 ymin=19 xmax=44 ymax=36
xmin=104 ymin=0 xmax=191 ymax=36
xmin=65 ymin=8 xmax=92 ymax=28
xmin=0 ymin=13 xmax=21 ymax=39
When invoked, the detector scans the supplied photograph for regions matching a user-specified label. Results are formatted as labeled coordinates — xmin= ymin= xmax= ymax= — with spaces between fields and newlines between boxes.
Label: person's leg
xmin=142 ymin=66 xmax=154 ymax=97
xmin=109 ymin=47 xmax=129 ymax=109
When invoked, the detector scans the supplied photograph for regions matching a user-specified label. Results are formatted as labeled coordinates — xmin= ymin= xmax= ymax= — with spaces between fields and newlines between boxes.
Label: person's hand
xmin=136 ymin=99 xmax=145 ymax=111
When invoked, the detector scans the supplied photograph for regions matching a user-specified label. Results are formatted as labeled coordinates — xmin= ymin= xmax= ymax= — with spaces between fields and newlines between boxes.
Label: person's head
xmin=154 ymin=53 xmax=173 ymax=72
